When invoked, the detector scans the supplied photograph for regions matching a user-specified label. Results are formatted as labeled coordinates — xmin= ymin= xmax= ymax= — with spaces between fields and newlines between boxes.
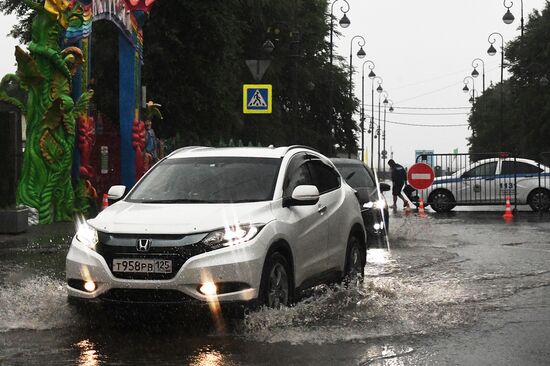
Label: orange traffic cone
xmin=101 ymin=193 xmax=109 ymax=210
xmin=418 ymin=197 xmax=426 ymax=217
xmin=503 ymin=196 xmax=513 ymax=220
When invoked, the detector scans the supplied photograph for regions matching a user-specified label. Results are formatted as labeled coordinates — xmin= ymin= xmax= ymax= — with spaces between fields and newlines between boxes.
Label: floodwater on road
xmin=1 ymin=210 xmax=549 ymax=365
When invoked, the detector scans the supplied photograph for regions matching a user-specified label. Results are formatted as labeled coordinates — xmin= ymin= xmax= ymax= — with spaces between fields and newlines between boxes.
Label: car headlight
xmin=74 ymin=221 xmax=98 ymax=250
xmin=364 ymin=199 xmax=386 ymax=209
xmin=201 ymin=224 xmax=264 ymax=250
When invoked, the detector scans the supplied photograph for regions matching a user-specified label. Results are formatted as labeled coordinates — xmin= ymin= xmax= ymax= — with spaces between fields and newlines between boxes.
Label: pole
xmin=500 ymin=44 xmax=504 ymax=150
xmin=383 ymin=103 xmax=387 ymax=175
xmin=520 ymin=0 xmax=524 ymax=38
xmin=370 ymin=76 xmax=382 ymax=169
xmin=349 ymin=49 xmax=353 ymax=100
xmin=377 ymin=95 xmax=381 ymax=173
xmin=472 ymin=58 xmax=485 ymax=94
xmin=370 ymin=81 xmax=374 ymax=168
xmin=488 ymin=32 xmax=505 ymax=151
xmin=329 ymin=10 xmax=334 ymax=68
xmin=328 ymin=4 xmax=335 ymax=153
xmin=349 ymin=35 xmax=366 ymax=99
xmin=482 ymin=65 xmax=486 ymax=95
xmin=361 ymin=74 xmax=365 ymax=161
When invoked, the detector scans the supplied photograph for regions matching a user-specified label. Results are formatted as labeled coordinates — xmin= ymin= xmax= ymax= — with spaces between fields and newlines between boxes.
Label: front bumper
xmin=66 ymin=237 xmax=265 ymax=304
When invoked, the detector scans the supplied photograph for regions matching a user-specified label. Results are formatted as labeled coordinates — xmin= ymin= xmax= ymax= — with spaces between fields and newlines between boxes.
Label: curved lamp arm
xmin=362 ymin=60 xmax=376 ymax=77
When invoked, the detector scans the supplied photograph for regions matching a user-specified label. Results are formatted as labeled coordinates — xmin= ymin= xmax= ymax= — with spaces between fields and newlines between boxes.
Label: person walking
xmin=388 ymin=159 xmax=410 ymax=209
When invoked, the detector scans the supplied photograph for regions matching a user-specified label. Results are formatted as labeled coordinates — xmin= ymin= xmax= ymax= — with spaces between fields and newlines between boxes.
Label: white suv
xmin=66 ymin=146 xmax=366 ymax=309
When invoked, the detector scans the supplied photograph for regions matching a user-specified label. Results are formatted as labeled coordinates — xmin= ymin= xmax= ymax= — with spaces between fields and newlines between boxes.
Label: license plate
xmin=112 ymin=259 xmax=172 ymax=273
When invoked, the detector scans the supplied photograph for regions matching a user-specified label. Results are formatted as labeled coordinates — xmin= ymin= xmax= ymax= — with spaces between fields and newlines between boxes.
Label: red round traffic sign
xmin=407 ymin=163 xmax=435 ymax=190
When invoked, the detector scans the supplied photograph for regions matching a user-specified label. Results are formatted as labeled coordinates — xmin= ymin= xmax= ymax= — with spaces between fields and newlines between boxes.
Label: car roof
xmin=166 ymin=146 xmax=317 ymax=159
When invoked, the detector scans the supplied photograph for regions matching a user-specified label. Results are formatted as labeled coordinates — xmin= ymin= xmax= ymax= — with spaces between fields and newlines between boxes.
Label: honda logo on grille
xmin=136 ymin=239 xmax=152 ymax=252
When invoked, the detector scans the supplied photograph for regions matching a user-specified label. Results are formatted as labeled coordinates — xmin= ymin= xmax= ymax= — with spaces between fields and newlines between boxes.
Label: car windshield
xmin=333 ymin=163 xmax=376 ymax=189
xmin=127 ymin=157 xmax=281 ymax=203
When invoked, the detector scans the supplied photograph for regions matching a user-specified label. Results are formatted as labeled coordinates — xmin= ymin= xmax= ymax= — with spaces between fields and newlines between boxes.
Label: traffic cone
xmin=418 ymin=197 xmax=426 ymax=217
xmin=503 ymin=196 xmax=513 ymax=220
xmin=101 ymin=193 xmax=109 ymax=210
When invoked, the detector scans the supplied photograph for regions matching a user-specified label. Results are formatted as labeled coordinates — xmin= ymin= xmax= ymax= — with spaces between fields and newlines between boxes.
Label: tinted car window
xmin=462 ymin=162 xmax=497 ymax=178
xmin=501 ymin=161 xmax=542 ymax=175
xmin=333 ymin=163 xmax=376 ymax=189
xmin=127 ymin=157 xmax=281 ymax=203
xmin=308 ymin=159 xmax=341 ymax=194
xmin=283 ymin=154 xmax=313 ymax=197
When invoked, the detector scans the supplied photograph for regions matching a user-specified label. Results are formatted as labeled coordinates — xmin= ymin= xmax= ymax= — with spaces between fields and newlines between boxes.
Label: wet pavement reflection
xmin=1 ymin=211 xmax=549 ymax=365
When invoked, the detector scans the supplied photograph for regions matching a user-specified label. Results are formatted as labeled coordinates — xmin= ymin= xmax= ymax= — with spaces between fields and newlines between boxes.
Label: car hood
xmin=89 ymin=200 xmax=275 ymax=234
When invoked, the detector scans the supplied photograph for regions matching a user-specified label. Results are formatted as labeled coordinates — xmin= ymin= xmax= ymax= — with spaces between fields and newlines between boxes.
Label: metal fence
xmin=412 ymin=152 xmax=550 ymax=212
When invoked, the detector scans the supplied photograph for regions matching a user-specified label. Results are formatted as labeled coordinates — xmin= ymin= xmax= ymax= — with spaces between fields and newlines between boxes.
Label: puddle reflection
xmin=361 ymin=345 xmax=414 ymax=365
xmin=190 ymin=349 xmax=227 ymax=366
xmin=75 ymin=339 xmax=100 ymax=366
xmin=367 ymin=249 xmax=392 ymax=265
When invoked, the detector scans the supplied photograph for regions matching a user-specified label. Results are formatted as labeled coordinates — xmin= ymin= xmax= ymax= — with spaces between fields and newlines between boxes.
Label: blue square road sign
xmin=243 ymin=84 xmax=272 ymax=114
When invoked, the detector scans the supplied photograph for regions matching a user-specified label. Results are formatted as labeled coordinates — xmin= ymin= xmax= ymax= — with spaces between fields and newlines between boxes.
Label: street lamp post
xmin=502 ymin=0 xmax=524 ymax=38
xmin=382 ymin=99 xmax=394 ymax=175
xmin=381 ymin=93 xmax=390 ymax=175
xmin=361 ymin=60 xmax=375 ymax=162
xmin=471 ymin=58 xmax=485 ymax=95
xmin=468 ymin=90 xmax=479 ymax=104
xmin=329 ymin=0 xmax=350 ymax=68
xmin=328 ymin=0 xmax=350 ymax=151
xmin=370 ymin=76 xmax=383 ymax=168
xmin=463 ymin=76 xmax=476 ymax=103
xmin=376 ymin=86 xmax=384 ymax=173
xmin=488 ymin=32 xmax=505 ymax=149
xmin=349 ymin=35 xmax=366 ymax=99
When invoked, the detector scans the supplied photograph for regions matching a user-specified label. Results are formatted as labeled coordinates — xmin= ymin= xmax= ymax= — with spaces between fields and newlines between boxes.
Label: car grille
xmin=96 ymin=232 xmax=211 ymax=280
xmin=99 ymin=289 xmax=201 ymax=304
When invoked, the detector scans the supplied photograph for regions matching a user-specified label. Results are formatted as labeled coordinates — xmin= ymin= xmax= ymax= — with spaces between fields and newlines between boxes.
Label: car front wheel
xmin=260 ymin=252 xmax=292 ymax=308
xmin=344 ymin=234 xmax=365 ymax=284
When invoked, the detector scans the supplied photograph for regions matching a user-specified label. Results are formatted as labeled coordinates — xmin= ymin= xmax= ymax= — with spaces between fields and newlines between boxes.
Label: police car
xmin=417 ymin=157 xmax=550 ymax=212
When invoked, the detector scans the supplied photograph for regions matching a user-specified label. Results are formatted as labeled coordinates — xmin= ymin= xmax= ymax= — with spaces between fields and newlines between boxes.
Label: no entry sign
xmin=407 ymin=163 xmax=435 ymax=190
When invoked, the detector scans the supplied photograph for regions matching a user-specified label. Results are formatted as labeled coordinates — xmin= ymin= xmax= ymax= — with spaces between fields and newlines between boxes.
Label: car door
xmin=499 ymin=160 xmax=543 ymax=203
xmin=307 ymin=157 xmax=346 ymax=273
xmin=458 ymin=161 xmax=498 ymax=203
xmin=276 ymin=153 xmax=329 ymax=285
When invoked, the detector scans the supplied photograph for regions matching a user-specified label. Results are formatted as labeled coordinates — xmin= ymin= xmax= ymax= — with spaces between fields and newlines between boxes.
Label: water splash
xmin=241 ymin=276 xmax=476 ymax=344
xmin=0 ymin=276 xmax=77 ymax=332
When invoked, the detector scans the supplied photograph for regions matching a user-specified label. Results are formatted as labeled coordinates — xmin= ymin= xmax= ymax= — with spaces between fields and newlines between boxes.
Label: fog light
xmin=199 ymin=282 xmax=217 ymax=296
xmin=84 ymin=281 xmax=96 ymax=292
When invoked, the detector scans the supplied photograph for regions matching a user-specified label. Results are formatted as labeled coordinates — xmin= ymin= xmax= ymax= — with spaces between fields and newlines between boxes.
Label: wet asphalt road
xmin=0 ymin=207 xmax=549 ymax=365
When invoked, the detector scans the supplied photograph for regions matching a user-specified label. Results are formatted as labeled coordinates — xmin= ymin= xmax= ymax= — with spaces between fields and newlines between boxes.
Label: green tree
xmin=2 ymin=0 xmax=359 ymax=156
xmin=469 ymin=3 xmax=550 ymax=158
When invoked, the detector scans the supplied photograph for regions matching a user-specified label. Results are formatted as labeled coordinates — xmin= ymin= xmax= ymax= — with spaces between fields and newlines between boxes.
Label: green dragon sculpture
xmin=1 ymin=0 xmax=93 ymax=223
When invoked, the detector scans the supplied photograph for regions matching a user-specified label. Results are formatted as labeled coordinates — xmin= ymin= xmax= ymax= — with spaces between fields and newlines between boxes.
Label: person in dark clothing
xmin=388 ymin=159 xmax=410 ymax=209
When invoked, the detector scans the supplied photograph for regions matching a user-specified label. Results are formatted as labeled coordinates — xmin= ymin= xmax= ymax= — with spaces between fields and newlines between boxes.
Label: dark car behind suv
xmin=331 ymin=158 xmax=390 ymax=248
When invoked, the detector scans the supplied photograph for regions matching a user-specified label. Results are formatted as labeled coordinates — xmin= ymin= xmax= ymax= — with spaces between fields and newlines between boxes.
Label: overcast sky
xmin=335 ymin=0 xmax=548 ymax=165
xmin=0 ymin=1 xmax=547 ymax=166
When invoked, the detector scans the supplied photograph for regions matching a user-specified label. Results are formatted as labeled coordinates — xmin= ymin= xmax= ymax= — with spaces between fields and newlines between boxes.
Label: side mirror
xmin=283 ymin=185 xmax=320 ymax=207
xmin=379 ymin=183 xmax=391 ymax=192
xmin=107 ymin=185 xmax=126 ymax=201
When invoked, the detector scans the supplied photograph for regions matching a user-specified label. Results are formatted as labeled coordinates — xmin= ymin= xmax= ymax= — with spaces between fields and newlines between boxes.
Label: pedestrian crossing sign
xmin=243 ymin=84 xmax=272 ymax=114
